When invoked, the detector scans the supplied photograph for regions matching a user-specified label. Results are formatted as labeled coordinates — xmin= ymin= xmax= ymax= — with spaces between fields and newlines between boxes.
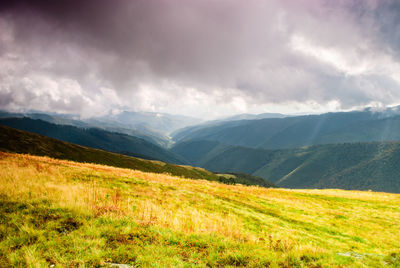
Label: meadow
xmin=0 ymin=152 xmax=399 ymax=267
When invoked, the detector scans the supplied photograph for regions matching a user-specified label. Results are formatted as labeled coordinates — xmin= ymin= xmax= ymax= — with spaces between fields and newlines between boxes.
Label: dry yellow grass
xmin=0 ymin=152 xmax=248 ymax=239
xmin=1 ymin=151 xmax=400 ymax=267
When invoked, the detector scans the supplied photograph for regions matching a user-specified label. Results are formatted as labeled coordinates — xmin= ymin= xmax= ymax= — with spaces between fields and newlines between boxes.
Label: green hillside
xmin=172 ymin=111 xmax=400 ymax=149
xmin=171 ymin=140 xmax=234 ymax=166
xmin=0 ymin=124 xmax=218 ymax=181
xmin=172 ymin=140 xmax=400 ymax=193
xmin=0 ymin=125 xmax=273 ymax=188
xmin=0 ymin=117 xmax=185 ymax=164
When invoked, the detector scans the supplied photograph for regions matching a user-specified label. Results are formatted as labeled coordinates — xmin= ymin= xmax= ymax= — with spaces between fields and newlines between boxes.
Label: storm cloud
xmin=1 ymin=0 xmax=400 ymax=118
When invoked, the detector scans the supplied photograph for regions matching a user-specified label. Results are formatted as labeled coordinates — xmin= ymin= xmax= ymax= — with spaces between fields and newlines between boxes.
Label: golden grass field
xmin=0 ymin=152 xmax=399 ymax=267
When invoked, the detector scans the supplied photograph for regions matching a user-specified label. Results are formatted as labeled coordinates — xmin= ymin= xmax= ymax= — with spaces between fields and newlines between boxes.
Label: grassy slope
xmin=0 ymin=152 xmax=399 ymax=267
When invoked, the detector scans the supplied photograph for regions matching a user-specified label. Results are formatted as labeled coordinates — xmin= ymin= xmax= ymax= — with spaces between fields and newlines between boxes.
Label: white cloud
xmin=290 ymin=34 xmax=371 ymax=76
xmin=1 ymin=0 xmax=400 ymax=119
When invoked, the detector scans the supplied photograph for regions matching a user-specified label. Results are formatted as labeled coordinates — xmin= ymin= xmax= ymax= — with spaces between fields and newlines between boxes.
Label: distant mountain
xmin=0 ymin=111 xmax=172 ymax=147
xmin=221 ymin=112 xmax=286 ymax=121
xmin=170 ymin=113 xmax=286 ymax=141
xmin=88 ymin=111 xmax=201 ymax=136
xmin=0 ymin=124 xmax=275 ymax=188
xmin=171 ymin=139 xmax=400 ymax=193
xmin=0 ymin=117 xmax=186 ymax=164
xmin=172 ymin=109 xmax=400 ymax=149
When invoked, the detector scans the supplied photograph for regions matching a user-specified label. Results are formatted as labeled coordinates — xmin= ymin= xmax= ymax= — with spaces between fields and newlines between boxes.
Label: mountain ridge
xmin=0 ymin=117 xmax=186 ymax=165
xmin=172 ymin=110 xmax=400 ymax=149
xmin=0 ymin=124 xmax=275 ymax=188
xmin=171 ymin=139 xmax=400 ymax=193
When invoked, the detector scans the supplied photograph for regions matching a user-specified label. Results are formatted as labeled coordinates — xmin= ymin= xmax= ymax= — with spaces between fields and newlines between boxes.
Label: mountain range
xmin=0 ymin=124 xmax=275 ymax=187
xmin=171 ymin=139 xmax=400 ymax=193
xmin=0 ymin=110 xmax=201 ymax=147
xmin=89 ymin=111 xmax=201 ymax=135
xmin=2 ymin=106 xmax=400 ymax=192
xmin=0 ymin=117 xmax=186 ymax=164
xmin=172 ymin=107 xmax=400 ymax=149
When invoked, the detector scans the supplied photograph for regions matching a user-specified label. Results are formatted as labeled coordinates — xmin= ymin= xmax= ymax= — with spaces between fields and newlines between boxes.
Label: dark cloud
xmin=0 ymin=0 xmax=400 ymax=118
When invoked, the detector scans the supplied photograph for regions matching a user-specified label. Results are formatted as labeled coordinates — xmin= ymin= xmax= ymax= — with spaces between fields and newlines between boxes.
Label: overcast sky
xmin=1 ymin=0 xmax=400 ymax=119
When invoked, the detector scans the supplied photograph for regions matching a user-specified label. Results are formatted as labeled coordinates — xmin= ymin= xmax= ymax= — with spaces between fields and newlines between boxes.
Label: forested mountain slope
xmin=172 ymin=140 xmax=400 ymax=193
xmin=173 ymin=110 xmax=400 ymax=149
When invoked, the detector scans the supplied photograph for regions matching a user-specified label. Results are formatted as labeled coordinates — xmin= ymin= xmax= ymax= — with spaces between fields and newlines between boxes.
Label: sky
xmin=1 ymin=0 xmax=400 ymax=119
